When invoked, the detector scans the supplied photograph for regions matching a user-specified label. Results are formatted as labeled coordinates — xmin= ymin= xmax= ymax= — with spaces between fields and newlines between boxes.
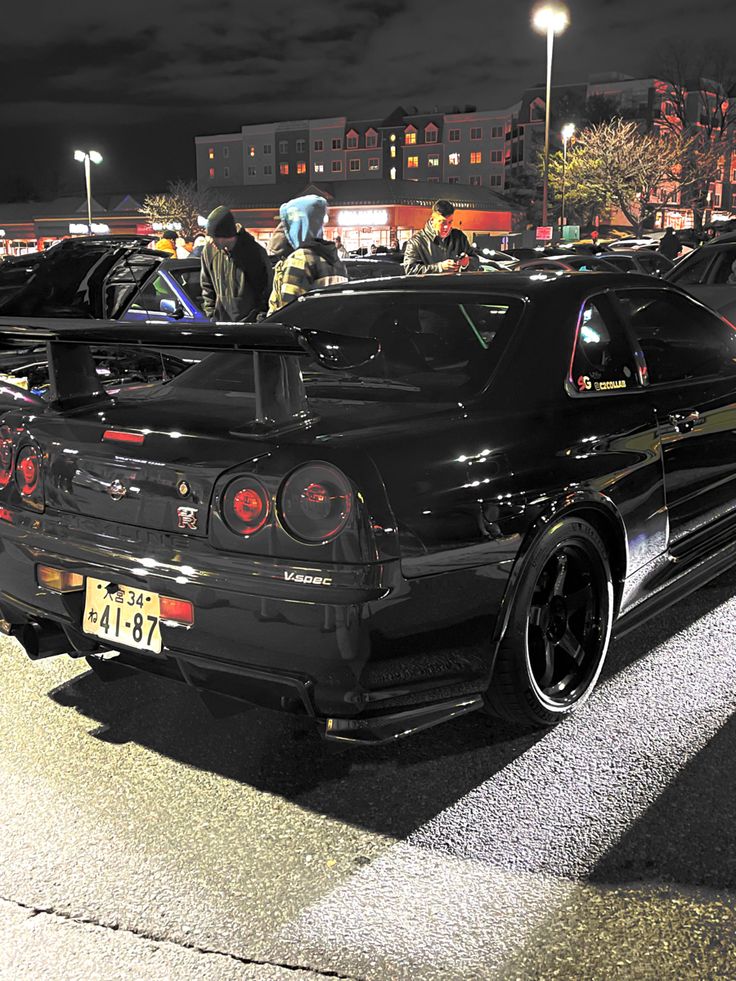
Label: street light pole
xmin=532 ymin=3 xmax=570 ymax=228
xmin=73 ymin=149 xmax=103 ymax=233
xmin=561 ymin=123 xmax=575 ymax=234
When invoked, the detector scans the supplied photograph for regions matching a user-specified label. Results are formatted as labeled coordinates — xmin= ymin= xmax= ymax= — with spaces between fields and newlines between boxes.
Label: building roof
xmin=227 ymin=179 xmax=521 ymax=214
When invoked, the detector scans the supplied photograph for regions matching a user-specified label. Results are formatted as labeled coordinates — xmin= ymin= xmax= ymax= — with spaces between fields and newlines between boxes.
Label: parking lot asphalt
xmin=2 ymin=570 xmax=736 ymax=980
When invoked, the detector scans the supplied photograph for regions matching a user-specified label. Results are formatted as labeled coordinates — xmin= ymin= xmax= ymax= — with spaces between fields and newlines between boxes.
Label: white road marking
xmin=278 ymin=596 xmax=736 ymax=978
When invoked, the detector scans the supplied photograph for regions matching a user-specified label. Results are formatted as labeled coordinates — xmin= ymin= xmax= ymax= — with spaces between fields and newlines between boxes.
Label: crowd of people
xmin=158 ymin=196 xmax=481 ymax=323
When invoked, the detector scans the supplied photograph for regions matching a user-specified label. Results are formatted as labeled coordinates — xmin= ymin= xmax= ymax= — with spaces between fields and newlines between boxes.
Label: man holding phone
xmin=403 ymin=199 xmax=480 ymax=275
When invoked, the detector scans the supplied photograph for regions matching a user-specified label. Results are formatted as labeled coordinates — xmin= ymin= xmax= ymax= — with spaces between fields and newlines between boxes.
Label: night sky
xmin=2 ymin=0 xmax=734 ymax=200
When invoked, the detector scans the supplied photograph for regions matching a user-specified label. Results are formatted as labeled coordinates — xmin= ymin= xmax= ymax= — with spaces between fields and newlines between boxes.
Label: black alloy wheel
xmin=486 ymin=517 xmax=614 ymax=727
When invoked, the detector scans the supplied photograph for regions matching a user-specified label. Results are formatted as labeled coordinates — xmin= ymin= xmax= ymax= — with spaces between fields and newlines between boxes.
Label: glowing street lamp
xmin=532 ymin=2 xmax=570 ymax=226
xmin=73 ymin=149 xmax=103 ymax=233
xmin=560 ymin=122 xmax=575 ymax=231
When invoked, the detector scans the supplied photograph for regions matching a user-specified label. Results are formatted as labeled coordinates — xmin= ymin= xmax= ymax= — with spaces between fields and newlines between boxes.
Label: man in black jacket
xmin=403 ymin=199 xmax=480 ymax=275
xmin=200 ymin=206 xmax=272 ymax=321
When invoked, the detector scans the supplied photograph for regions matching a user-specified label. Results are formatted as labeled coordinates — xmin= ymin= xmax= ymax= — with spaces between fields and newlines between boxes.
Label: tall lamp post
xmin=73 ymin=149 xmax=103 ymax=233
xmin=560 ymin=122 xmax=575 ymax=235
xmin=532 ymin=2 xmax=569 ymax=227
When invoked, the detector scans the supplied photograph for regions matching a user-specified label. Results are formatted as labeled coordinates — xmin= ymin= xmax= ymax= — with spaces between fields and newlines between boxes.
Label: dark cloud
xmin=1 ymin=0 xmax=732 ymax=196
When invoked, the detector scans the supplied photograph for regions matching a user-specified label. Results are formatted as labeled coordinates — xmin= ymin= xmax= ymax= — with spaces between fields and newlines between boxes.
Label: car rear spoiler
xmin=0 ymin=316 xmax=379 ymax=433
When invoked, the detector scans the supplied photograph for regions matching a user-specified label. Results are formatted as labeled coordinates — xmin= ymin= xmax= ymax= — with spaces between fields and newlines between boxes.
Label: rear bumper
xmin=0 ymin=508 xmax=510 ymax=739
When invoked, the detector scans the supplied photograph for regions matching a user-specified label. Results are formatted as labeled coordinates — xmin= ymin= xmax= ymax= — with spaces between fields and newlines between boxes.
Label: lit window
xmin=407 ymin=156 xmax=419 ymax=168
xmin=314 ymin=139 xmax=324 ymax=151
xmin=449 ymin=152 xmax=460 ymax=166
xmin=279 ymin=140 xmax=288 ymax=154
xmin=279 ymin=163 xmax=289 ymax=175
xmin=405 ymin=128 xmax=417 ymax=145
xmin=332 ymin=138 xmax=342 ymax=150
xmin=208 ymin=167 xmax=215 ymax=178
xmin=297 ymin=161 xmax=307 ymax=174
xmin=314 ymin=162 xmax=324 ymax=173
xmin=249 ymin=145 xmax=255 ymax=157
xmin=390 ymin=145 xmax=396 ymax=158
xmin=470 ymin=151 xmax=482 ymax=164
xmin=332 ymin=160 xmax=343 ymax=172
xmin=223 ymin=146 xmax=230 ymax=158
xmin=448 ymin=129 xmax=460 ymax=142
xmin=350 ymin=158 xmax=360 ymax=172
xmin=390 ymin=133 xmax=396 ymax=142
xmin=368 ymin=158 xmax=380 ymax=171
xmin=390 ymin=166 xmax=396 ymax=180
xmin=366 ymin=131 xmax=378 ymax=147
xmin=428 ymin=155 xmax=440 ymax=167
xmin=470 ymin=127 xmax=482 ymax=140
xmin=208 ymin=148 xmax=214 ymax=160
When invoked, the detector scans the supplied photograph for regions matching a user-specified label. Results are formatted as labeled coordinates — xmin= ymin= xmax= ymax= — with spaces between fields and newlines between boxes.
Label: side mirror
xmin=160 ymin=298 xmax=186 ymax=319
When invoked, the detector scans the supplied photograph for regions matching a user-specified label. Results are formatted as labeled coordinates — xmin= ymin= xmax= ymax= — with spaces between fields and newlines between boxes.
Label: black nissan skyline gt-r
xmin=1 ymin=270 xmax=736 ymax=743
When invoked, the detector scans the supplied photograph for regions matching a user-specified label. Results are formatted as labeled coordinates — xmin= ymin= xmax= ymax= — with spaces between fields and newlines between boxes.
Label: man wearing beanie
xmin=200 ymin=206 xmax=272 ymax=321
xmin=267 ymin=195 xmax=347 ymax=314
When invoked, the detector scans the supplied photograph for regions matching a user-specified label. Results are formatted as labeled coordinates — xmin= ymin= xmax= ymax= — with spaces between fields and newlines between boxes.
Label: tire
xmin=486 ymin=516 xmax=614 ymax=727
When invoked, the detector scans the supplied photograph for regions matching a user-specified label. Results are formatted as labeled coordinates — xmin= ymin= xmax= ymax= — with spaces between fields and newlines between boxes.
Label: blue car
xmin=0 ymin=236 xmax=208 ymax=325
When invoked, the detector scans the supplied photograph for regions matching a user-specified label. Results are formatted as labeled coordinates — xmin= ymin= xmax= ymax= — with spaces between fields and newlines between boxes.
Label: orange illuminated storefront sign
xmin=393 ymin=206 xmax=513 ymax=233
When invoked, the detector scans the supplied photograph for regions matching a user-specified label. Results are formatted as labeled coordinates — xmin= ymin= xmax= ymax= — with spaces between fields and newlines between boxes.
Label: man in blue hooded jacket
xmin=267 ymin=195 xmax=347 ymax=314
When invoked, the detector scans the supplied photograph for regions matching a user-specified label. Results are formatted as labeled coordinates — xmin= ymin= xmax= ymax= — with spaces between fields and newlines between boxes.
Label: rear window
xmin=171 ymin=292 xmax=524 ymax=403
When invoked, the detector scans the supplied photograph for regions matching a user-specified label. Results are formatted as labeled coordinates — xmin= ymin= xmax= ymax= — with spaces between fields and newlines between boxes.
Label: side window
xmin=615 ymin=288 xmax=736 ymax=385
xmin=569 ymin=298 xmax=640 ymax=395
xmin=170 ymin=269 xmax=203 ymax=311
xmin=707 ymin=248 xmax=736 ymax=285
xmin=671 ymin=251 xmax=715 ymax=286
xmin=127 ymin=274 xmax=180 ymax=316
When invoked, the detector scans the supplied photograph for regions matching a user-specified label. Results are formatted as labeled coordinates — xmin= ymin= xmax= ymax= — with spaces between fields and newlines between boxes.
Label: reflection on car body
xmin=2 ymin=272 xmax=736 ymax=744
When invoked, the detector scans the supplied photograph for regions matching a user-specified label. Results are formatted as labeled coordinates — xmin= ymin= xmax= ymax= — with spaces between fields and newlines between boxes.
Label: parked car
xmin=0 ymin=237 xmax=207 ymax=324
xmin=2 ymin=271 xmax=736 ymax=743
xmin=602 ymin=250 xmax=674 ymax=277
xmin=516 ymin=254 xmax=621 ymax=273
xmin=664 ymin=234 xmax=736 ymax=322
xmin=342 ymin=256 xmax=403 ymax=280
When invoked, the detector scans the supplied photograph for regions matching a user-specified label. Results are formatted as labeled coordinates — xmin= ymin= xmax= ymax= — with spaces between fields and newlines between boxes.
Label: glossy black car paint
xmin=2 ymin=271 xmax=736 ymax=742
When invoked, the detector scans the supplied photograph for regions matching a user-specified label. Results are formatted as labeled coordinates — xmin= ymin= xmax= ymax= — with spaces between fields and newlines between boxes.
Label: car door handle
xmin=668 ymin=410 xmax=701 ymax=433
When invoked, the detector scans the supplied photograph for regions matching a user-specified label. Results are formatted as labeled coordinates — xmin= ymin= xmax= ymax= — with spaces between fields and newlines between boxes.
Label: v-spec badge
xmin=284 ymin=571 xmax=333 ymax=586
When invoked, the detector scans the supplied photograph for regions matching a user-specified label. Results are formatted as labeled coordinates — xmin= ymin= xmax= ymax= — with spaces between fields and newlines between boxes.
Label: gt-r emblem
xmin=107 ymin=479 xmax=127 ymax=502
xmin=177 ymin=506 xmax=199 ymax=531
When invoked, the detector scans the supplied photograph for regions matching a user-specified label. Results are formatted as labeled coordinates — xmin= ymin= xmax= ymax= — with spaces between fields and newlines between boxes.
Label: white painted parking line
xmin=278 ymin=597 xmax=736 ymax=979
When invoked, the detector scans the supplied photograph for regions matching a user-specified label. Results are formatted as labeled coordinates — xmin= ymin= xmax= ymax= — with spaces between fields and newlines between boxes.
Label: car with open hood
xmin=2 ymin=271 xmax=736 ymax=743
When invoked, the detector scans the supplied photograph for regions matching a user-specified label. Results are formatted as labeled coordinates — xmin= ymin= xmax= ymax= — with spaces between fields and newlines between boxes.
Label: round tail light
xmin=0 ymin=427 xmax=14 ymax=488
xmin=222 ymin=476 xmax=270 ymax=536
xmin=16 ymin=445 xmax=41 ymax=497
xmin=278 ymin=463 xmax=352 ymax=544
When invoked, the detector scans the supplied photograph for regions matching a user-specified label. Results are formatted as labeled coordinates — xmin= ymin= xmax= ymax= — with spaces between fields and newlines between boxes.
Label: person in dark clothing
xmin=658 ymin=227 xmax=681 ymax=260
xmin=403 ymin=199 xmax=480 ymax=275
xmin=200 ymin=206 xmax=272 ymax=321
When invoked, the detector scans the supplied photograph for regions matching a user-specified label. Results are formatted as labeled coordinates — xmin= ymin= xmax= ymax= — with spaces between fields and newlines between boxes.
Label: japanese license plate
xmin=83 ymin=577 xmax=162 ymax=654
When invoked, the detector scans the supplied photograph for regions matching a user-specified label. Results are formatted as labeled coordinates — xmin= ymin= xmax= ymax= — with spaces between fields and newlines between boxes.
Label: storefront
xmin=231 ymin=179 xmax=523 ymax=253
